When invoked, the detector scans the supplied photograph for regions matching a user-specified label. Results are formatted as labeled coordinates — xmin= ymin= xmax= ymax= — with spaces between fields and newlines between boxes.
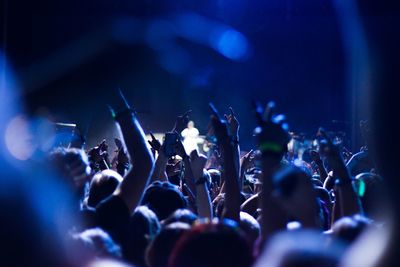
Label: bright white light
xmin=4 ymin=115 xmax=36 ymax=160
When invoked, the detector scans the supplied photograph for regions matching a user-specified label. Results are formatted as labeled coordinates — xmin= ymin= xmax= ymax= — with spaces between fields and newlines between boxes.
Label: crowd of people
xmin=0 ymin=91 xmax=390 ymax=267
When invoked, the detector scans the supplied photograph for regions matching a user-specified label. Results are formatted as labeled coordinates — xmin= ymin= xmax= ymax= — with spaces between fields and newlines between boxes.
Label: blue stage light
xmin=213 ymin=29 xmax=249 ymax=61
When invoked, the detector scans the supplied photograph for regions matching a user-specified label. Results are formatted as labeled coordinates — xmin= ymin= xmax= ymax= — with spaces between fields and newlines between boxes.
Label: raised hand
xmin=241 ymin=149 xmax=256 ymax=171
xmin=209 ymin=102 xmax=240 ymax=221
xmin=174 ymin=138 xmax=188 ymax=159
xmin=190 ymin=150 xmax=208 ymax=180
xmin=224 ymin=107 xmax=240 ymax=137
xmin=310 ymin=149 xmax=328 ymax=182
xmin=99 ymin=139 xmax=108 ymax=153
xmin=108 ymin=89 xmax=154 ymax=212
xmin=317 ymin=128 xmax=361 ymax=220
xmin=342 ymin=146 xmax=353 ymax=162
xmin=116 ymin=146 xmax=129 ymax=166
xmin=148 ymin=132 xmax=162 ymax=152
xmin=88 ymin=145 xmax=103 ymax=163
xmin=88 ymin=139 xmax=110 ymax=170
xmin=210 ymin=182 xmax=222 ymax=200
xmin=310 ymin=150 xmax=322 ymax=163
xmin=317 ymin=128 xmax=348 ymax=180
xmin=114 ymin=138 xmax=123 ymax=150
xmin=253 ymin=101 xmax=290 ymax=158
xmin=173 ymin=110 xmax=192 ymax=133
xmin=253 ymin=101 xmax=291 ymax=240
xmin=108 ymin=89 xmax=135 ymax=119
xmin=209 ymin=103 xmax=230 ymax=144
xmin=66 ymin=150 xmax=92 ymax=188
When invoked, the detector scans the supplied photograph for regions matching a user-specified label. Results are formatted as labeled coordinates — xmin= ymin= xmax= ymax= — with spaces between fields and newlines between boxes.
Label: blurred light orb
xmin=212 ymin=29 xmax=249 ymax=60
xmin=4 ymin=115 xmax=36 ymax=160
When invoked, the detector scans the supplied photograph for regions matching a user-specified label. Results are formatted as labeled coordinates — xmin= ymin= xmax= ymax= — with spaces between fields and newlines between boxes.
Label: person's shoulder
xmin=78 ymin=207 xmax=97 ymax=230
xmin=95 ymin=195 xmax=130 ymax=224
xmin=93 ymin=195 xmax=131 ymax=243
xmin=96 ymin=195 xmax=128 ymax=213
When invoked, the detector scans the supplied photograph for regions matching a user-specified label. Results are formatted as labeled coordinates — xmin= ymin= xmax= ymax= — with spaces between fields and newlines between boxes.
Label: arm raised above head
xmin=110 ymin=90 xmax=155 ymax=213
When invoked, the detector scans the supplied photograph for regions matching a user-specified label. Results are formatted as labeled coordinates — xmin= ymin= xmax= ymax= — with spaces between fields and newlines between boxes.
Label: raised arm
xmin=318 ymin=128 xmax=362 ymax=221
xmin=224 ymin=107 xmax=241 ymax=189
xmin=148 ymin=133 xmax=168 ymax=182
xmin=310 ymin=150 xmax=328 ymax=182
xmin=190 ymin=150 xmax=213 ymax=219
xmin=253 ymin=101 xmax=290 ymax=241
xmin=240 ymin=150 xmax=256 ymax=190
xmin=210 ymin=103 xmax=241 ymax=222
xmin=111 ymin=91 xmax=155 ymax=212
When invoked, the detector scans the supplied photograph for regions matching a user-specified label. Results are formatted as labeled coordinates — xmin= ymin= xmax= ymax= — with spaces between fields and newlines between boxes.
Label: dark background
xmin=2 ymin=0 xmax=383 ymax=150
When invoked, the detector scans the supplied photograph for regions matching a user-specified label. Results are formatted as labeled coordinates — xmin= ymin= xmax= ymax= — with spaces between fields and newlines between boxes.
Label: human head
xmin=146 ymin=222 xmax=191 ymax=267
xmin=239 ymin=212 xmax=261 ymax=245
xmin=48 ymin=147 xmax=91 ymax=194
xmin=273 ymin=166 xmax=319 ymax=223
xmin=87 ymin=170 xmax=123 ymax=208
xmin=168 ymin=220 xmax=253 ymax=267
xmin=124 ymin=206 xmax=161 ymax=266
xmin=162 ymin=209 xmax=198 ymax=226
xmin=330 ymin=215 xmax=373 ymax=244
xmin=70 ymin=228 xmax=122 ymax=260
xmin=187 ymin=121 xmax=194 ymax=129
xmin=354 ymin=172 xmax=386 ymax=219
xmin=254 ymin=230 xmax=344 ymax=267
xmin=141 ymin=181 xmax=187 ymax=220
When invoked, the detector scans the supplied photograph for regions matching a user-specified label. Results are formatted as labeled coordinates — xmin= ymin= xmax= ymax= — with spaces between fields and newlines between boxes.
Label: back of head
xmin=239 ymin=211 xmax=261 ymax=245
xmin=71 ymin=228 xmax=122 ymax=260
xmin=168 ymin=220 xmax=253 ymax=267
xmin=87 ymin=170 xmax=123 ymax=208
xmin=273 ymin=166 xmax=313 ymax=198
xmin=162 ymin=209 xmax=198 ymax=226
xmin=331 ymin=215 xmax=373 ymax=244
xmin=125 ymin=206 xmax=160 ymax=266
xmin=254 ymin=230 xmax=344 ymax=267
xmin=354 ymin=172 xmax=386 ymax=219
xmin=48 ymin=147 xmax=91 ymax=196
xmin=146 ymin=222 xmax=191 ymax=267
xmin=141 ymin=181 xmax=187 ymax=220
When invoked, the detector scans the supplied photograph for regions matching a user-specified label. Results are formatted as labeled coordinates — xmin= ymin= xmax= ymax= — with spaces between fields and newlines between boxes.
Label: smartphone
xmin=164 ymin=132 xmax=179 ymax=157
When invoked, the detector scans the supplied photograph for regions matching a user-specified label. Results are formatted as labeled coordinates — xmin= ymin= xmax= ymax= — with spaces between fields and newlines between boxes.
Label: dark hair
xmin=331 ymin=215 xmax=373 ymax=244
xmin=146 ymin=222 xmax=191 ymax=267
xmin=239 ymin=212 xmax=261 ymax=245
xmin=141 ymin=181 xmax=187 ymax=220
xmin=168 ymin=220 xmax=253 ymax=267
xmin=273 ymin=166 xmax=311 ymax=198
xmin=162 ymin=209 xmax=198 ymax=226
xmin=71 ymin=228 xmax=122 ymax=260
xmin=354 ymin=172 xmax=385 ymax=219
xmin=125 ymin=206 xmax=160 ymax=266
xmin=255 ymin=230 xmax=344 ymax=267
xmin=49 ymin=147 xmax=90 ymax=180
xmin=87 ymin=170 xmax=123 ymax=208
